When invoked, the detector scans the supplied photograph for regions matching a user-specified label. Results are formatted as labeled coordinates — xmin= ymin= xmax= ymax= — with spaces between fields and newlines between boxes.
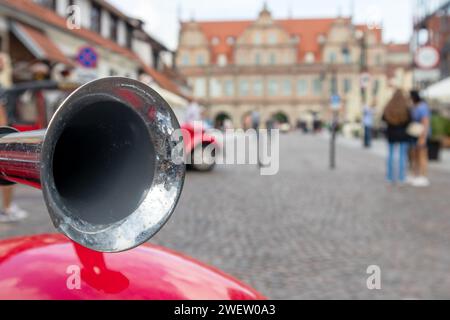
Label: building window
xmin=282 ymin=80 xmax=292 ymax=96
xmin=197 ymin=54 xmax=205 ymax=66
xmin=181 ymin=54 xmax=189 ymax=66
xmin=268 ymin=79 xmax=278 ymax=96
xmin=218 ymin=54 xmax=227 ymax=67
xmin=253 ymin=32 xmax=262 ymax=45
xmin=328 ymin=52 xmax=337 ymax=64
xmin=297 ymin=79 xmax=308 ymax=96
xmin=224 ymin=80 xmax=234 ymax=97
xmin=305 ymin=52 xmax=315 ymax=64
xmin=255 ymin=53 xmax=262 ymax=65
xmin=194 ymin=78 xmax=206 ymax=97
xmin=211 ymin=37 xmax=220 ymax=46
xmin=342 ymin=47 xmax=351 ymax=64
xmin=313 ymin=78 xmax=322 ymax=95
xmin=35 ymin=0 xmax=56 ymax=10
xmin=330 ymin=77 xmax=338 ymax=95
xmin=268 ymin=32 xmax=277 ymax=44
xmin=253 ymin=80 xmax=263 ymax=96
xmin=343 ymin=78 xmax=352 ymax=94
xmin=110 ymin=14 xmax=118 ymax=41
xmin=126 ymin=24 xmax=133 ymax=49
xmin=210 ymin=78 xmax=222 ymax=97
xmin=239 ymin=80 xmax=250 ymax=96
xmin=227 ymin=36 xmax=235 ymax=45
xmin=269 ymin=53 xmax=276 ymax=65
xmin=317 ymin=34 xmax=326 ymax=45
xmin=90 ymin=3 xmax=101 ymax=33
xmin=375 ymin=54 xmax=382 ymax=66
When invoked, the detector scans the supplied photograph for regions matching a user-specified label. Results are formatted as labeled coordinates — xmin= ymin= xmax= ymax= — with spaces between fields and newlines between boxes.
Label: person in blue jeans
xmin=382 ymin=90 xmax=411 ymax=184
xmin=409 ymin=90 xmax=431 ymax=187
xmin=362 ymin=102 xmax=375 ymax=148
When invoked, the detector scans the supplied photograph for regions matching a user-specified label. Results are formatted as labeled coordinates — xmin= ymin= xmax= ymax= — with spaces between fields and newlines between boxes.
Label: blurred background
xmin=0 ymin=0 xmax=450 ymax=299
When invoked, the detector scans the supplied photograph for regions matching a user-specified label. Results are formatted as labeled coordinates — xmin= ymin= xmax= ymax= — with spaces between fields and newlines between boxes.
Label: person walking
xmin=362 ymin=101 xmax=375 ymax=148
xmin=0 ymin=92 xmax=28 ymax=222
xmin=408 ymin=90 xmax=431 ymax=187
xmin=382 ymin=90 xmax=411 ymax=185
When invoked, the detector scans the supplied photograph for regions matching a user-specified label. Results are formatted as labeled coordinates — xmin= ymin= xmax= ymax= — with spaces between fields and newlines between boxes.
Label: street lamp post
xmin=329 ymin=66 xmax=339 ymax=170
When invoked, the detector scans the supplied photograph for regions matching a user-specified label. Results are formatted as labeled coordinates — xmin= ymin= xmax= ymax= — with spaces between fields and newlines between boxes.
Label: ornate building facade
xmin=176 ymin=5 xmax=412 ymax=128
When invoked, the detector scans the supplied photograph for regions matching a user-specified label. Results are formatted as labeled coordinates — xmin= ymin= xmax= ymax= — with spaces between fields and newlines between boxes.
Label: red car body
xmin=180 ymin=122 xmax=217 ymax=155
xmin=0 ymin=234 xmax=264 ymax=300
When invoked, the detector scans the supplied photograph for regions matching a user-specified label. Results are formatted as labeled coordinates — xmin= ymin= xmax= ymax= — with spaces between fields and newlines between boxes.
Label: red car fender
xmin=0 ymin=234 xmax=265 ymax=300
xmin=181 ymin=123 xmax=218 ymax=155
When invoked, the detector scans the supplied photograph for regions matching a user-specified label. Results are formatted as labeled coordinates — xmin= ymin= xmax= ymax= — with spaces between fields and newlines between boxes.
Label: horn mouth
xmin=40 ymin=77 xmax=185 ymax=252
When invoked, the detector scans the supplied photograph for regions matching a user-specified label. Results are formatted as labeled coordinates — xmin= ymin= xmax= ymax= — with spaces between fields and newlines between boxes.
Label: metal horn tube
xmin=0 ymin=77 xmax=185 ymax=252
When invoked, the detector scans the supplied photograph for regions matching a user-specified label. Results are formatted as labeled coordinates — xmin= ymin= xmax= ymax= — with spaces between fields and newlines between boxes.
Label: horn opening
xmin=52 ymin=100 xmax=155 ymax=226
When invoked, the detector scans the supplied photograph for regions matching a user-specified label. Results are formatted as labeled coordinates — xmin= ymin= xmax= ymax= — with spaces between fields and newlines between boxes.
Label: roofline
xmin=0 ymin=1 xmax=138 ymax=60
xmin=181 ymin=16 xmax=352 ymax=24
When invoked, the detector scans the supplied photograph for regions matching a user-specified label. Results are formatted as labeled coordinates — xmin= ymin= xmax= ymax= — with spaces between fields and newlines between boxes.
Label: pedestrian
xmin=408 ymin=90 xmax=431 ymax=187
xmin=382 ymin=90 xmax=411 ymax=185
xmin=0 ymin=91 xmax=28 ymax=222
xmin=185 ymin=99 xmax=201 ymax=124
xmin=362 ymin=101 xmax=375 ymax=148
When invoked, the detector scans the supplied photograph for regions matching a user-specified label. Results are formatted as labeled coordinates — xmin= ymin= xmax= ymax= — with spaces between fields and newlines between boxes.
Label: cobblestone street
xmin=1 ymin=133 xmax=450 ymax=299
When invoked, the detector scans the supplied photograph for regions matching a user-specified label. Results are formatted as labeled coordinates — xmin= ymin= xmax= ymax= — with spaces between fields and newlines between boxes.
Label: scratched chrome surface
xmin=40 ymin=77 xmax=185 ymax=252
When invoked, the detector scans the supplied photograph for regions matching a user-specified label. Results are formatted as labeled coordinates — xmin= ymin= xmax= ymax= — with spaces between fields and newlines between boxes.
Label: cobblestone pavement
xmin=1 ymin=133 xmax=450 ymax=299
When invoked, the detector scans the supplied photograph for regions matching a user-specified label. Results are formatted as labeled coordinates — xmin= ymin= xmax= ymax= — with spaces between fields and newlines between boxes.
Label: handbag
xmin=406 ymin=122 xmax=425 ymax=138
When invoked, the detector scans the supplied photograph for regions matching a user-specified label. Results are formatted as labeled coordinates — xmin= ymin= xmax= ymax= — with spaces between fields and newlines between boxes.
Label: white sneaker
xmin=4 ymin=203 xmax=28 ymax=221
xmin=0 ymin=212 xmax=17 ymax=223
xmin=406 ymin=175 xmax=416 ymax=185
xmin=412 ymin=176 xmax=431 ymax=188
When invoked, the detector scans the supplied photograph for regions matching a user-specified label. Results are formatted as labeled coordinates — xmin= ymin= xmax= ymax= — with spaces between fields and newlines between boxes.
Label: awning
xmin=424 ymin=77 xmax=450 ymax=103
xmin=11 ymin=22 xmax=73 ymax=66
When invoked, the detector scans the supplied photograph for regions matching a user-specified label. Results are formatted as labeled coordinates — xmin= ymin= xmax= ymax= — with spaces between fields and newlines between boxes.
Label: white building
xmin=0 ymin=0 xmax=190 ymax=118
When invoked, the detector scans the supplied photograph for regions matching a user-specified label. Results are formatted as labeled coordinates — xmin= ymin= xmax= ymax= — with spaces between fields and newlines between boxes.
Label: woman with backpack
xmin=382 ymin=90 xmax=411 ymax=185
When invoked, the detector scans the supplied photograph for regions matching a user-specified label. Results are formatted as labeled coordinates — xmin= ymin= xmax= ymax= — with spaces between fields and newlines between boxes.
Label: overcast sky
xmin=109 ymin=0 xmax=414 ymax=50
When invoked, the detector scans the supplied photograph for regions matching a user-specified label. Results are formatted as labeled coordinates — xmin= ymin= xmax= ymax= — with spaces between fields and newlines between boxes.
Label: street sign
xmin=415 ymin=46 xmax=440 ymax=70
xmin=330 ymin=94 xmax=341 ymax=110
xmin=76 ymin=46 xmax=98 ymax=68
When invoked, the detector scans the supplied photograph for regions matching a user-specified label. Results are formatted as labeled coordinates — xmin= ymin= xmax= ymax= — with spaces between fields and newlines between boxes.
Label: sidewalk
xmin=324 ymin=133 xmax=450 ymax=173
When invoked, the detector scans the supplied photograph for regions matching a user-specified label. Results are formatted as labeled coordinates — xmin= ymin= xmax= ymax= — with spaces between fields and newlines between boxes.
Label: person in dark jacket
xmin=382 ymin=90 xmax=411 ymax=184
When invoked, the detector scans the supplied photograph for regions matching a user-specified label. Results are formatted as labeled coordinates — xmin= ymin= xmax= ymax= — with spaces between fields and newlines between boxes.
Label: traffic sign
xmin=415 ymin=46 xmax=440 ymax=70
xmin=330 ymin=94 xmax=341 ymax=110
xmin=76 ymin=46 xmax=98 ymax=68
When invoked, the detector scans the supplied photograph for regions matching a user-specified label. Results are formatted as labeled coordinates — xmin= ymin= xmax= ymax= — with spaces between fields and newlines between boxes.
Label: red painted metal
xmin=0 ymin=234 xmax=265 ymax=300
xmin=181 ymin=122 xmax=217 ymax=155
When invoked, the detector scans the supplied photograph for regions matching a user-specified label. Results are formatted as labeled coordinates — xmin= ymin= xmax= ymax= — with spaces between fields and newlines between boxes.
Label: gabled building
xmin=0 ymin=0 xmax=190 ymax=119
xmin=176 ymin=5 xmax=412 ymax=128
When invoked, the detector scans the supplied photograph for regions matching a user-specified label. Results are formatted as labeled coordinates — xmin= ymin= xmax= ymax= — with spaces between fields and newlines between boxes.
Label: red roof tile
xmin=1 ymin=0 xmax=188 ymax=99
xmin=14 ymin=22 xmax=74 ymax=66
xmin=1 ymin=0 xmax=138 ymax=60
xmin=278 ymin=18 xmax=343 ymax=61
xmin=195 ymin=20 xmax=252 ymax=63
xmin=141 ymin=63 xmax=190 ymax=100
xmin=189 ymin=17 xmax=384 ymax=63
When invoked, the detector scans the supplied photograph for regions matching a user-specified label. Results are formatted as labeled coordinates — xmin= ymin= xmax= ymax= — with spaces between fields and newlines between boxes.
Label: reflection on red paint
xmin=0 ymin=234 xmax=266 ymax=300
xmin=113 ymin=88 xmax=144 ymax=110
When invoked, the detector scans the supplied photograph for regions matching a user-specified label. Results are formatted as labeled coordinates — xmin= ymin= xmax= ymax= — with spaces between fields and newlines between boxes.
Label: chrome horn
xmin=0 ymin=77 xmax=185 ymax=252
